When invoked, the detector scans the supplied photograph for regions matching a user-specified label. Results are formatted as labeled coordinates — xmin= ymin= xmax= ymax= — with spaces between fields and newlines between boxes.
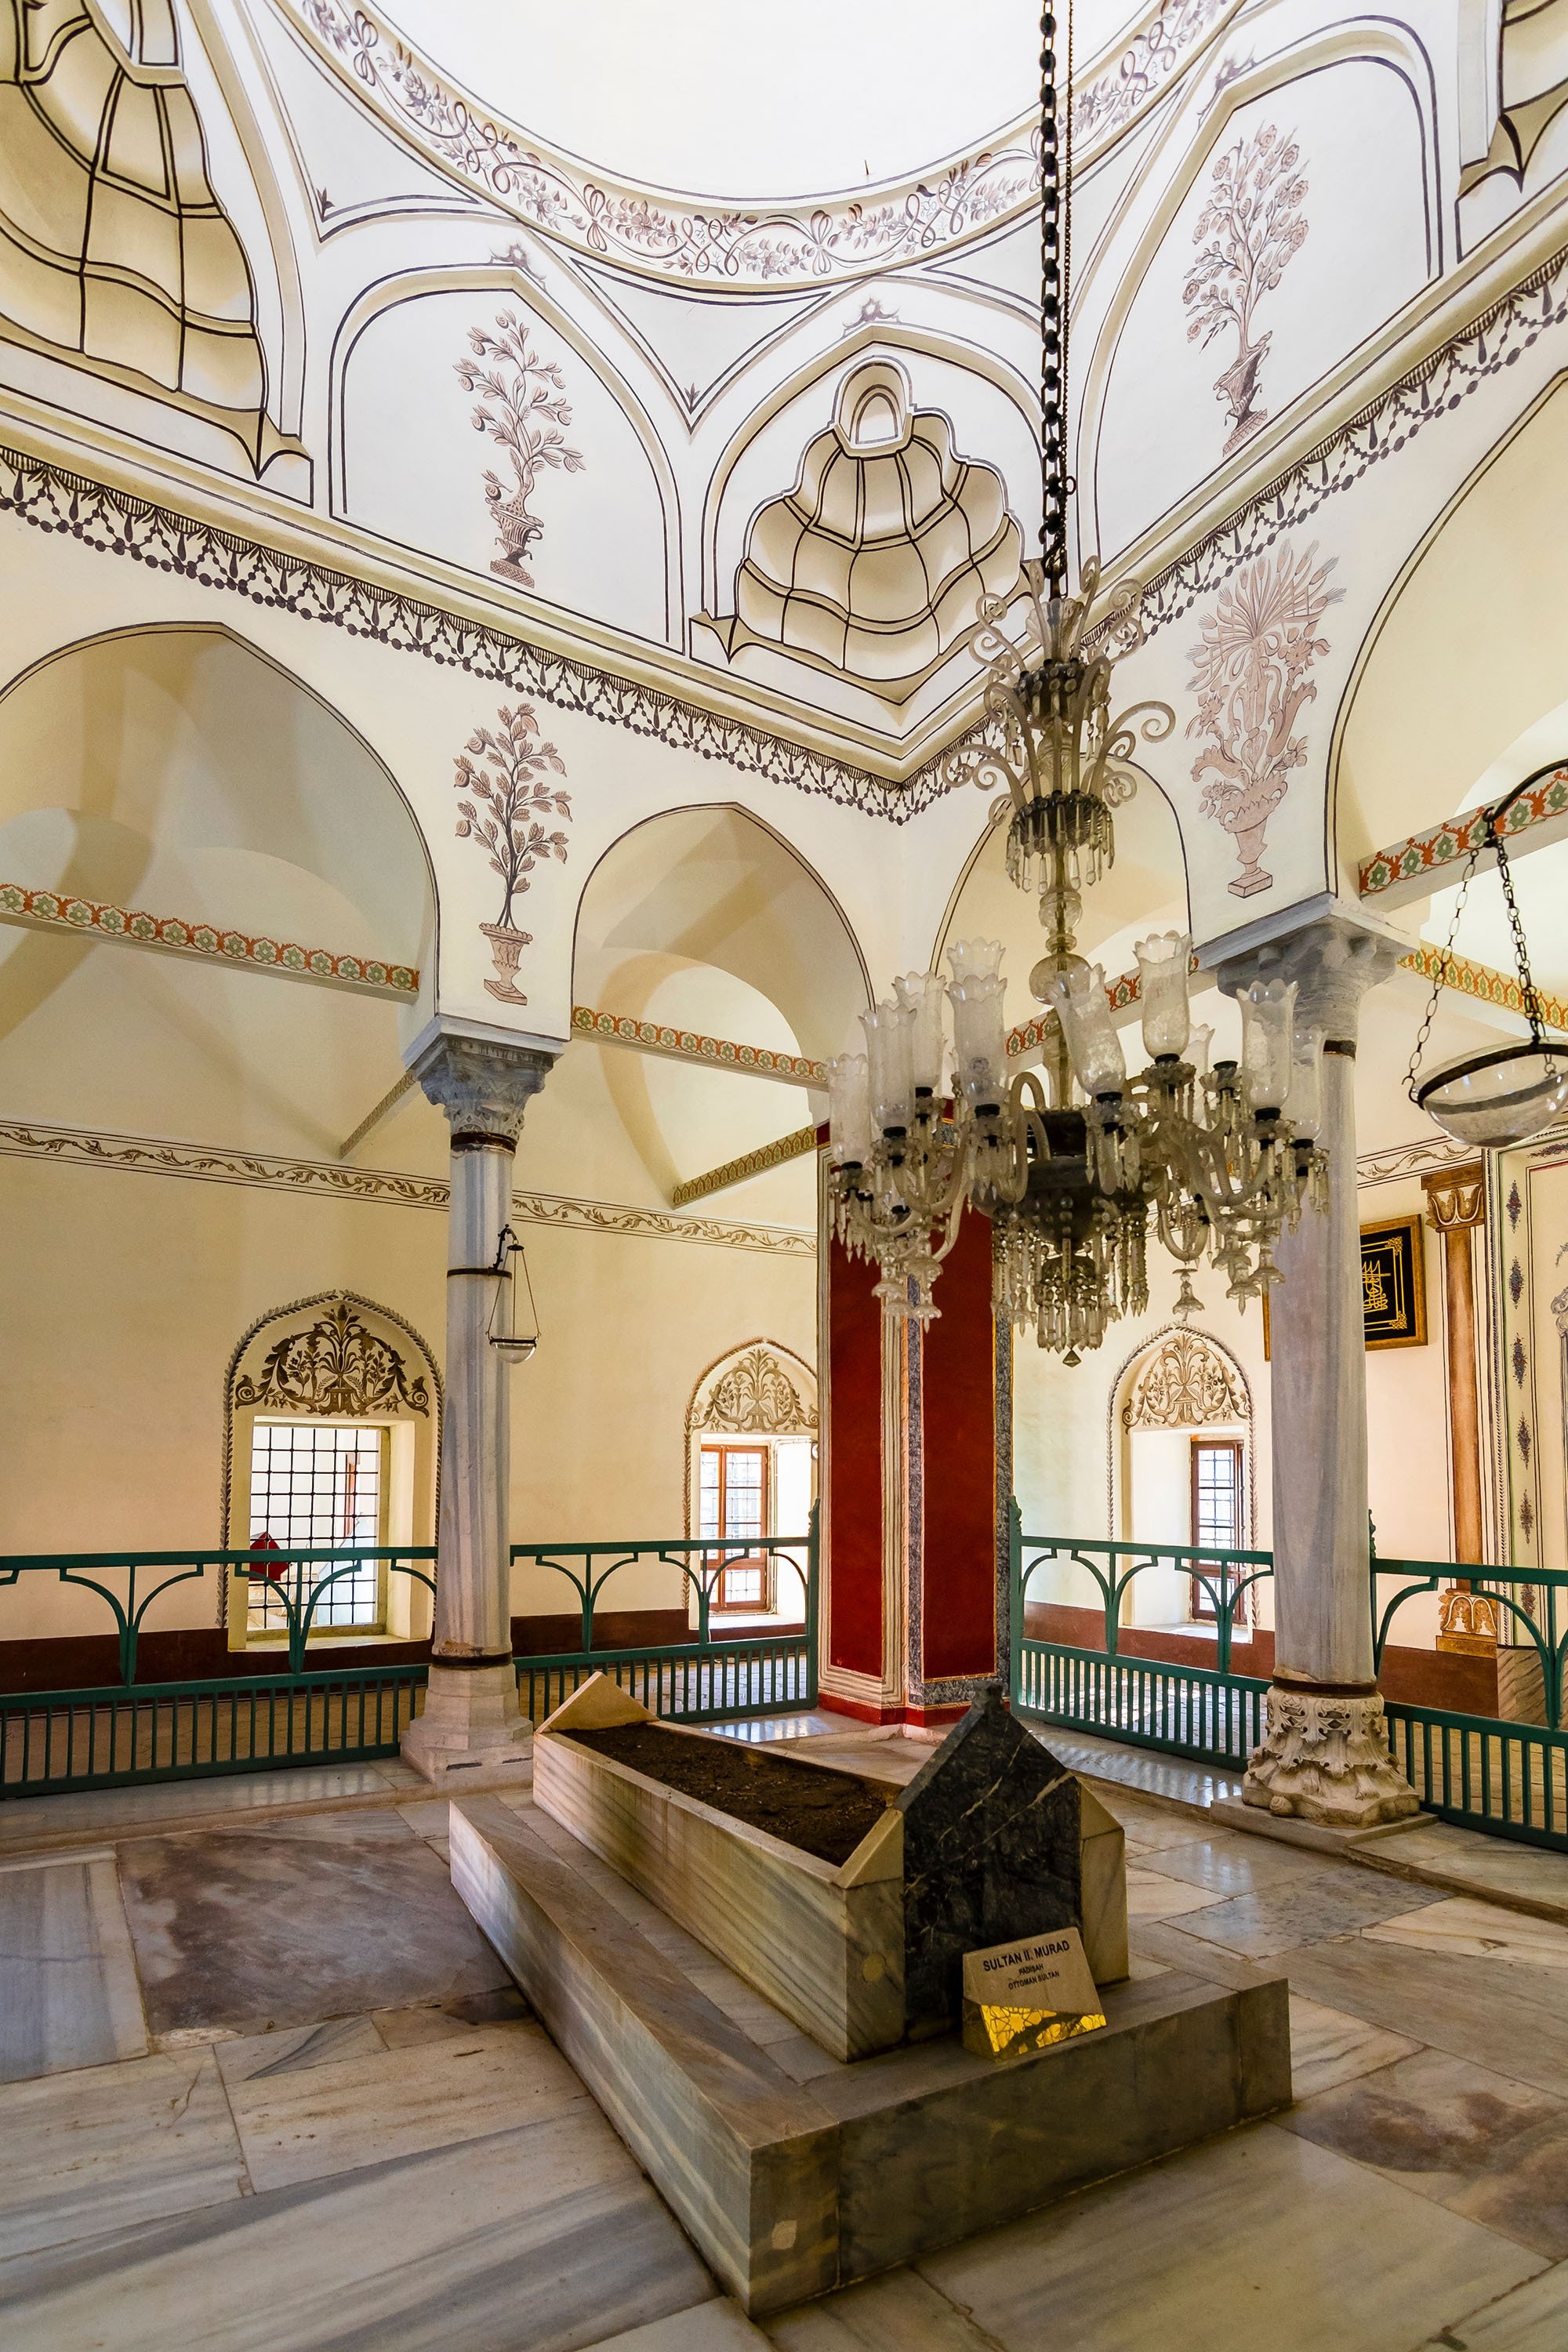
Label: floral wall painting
xmin=453 ymin=704 xmax=572 ymax=1004
xmin=456 ymin=312 xmax=584 ymax=587
xmin=1186 ymin=540 xmax=1340 ymax=900
xmin=1182 ymin=125 xmax=1308 ymax=456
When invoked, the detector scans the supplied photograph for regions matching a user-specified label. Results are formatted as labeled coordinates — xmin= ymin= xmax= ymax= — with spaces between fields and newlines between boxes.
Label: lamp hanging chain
xmin=1038 ymin=1 xmax=1072 ymax=587
xmin=1490 ymin=813 xmax=1546 ymax=1045
xmin=1403 ymin=846 xmax=1476 ymax=1105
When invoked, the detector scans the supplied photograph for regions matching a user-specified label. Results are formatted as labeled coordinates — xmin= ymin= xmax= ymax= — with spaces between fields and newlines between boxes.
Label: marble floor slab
xmin=1282 ymin=2044 xmax=1568 ymax=2259
xmin=918 ymin=2121 xmax=1544 ymax=2352
xmin=213 ymin=2014 xmax=389 ymax=2083
xmin=1123 ymin=1867 xmax=1229 ymax=1920
xmin=116 ymin=1814 xmax=510 ymax=2036
xmin=1420 ymin=2263 xmax=1568 ymax=2349
xmin=0 ymin=2049 xmax=245 ymax=2259
xmin=1287 ymin=1994 xmax=1423 ymax=2099
xmin=587 ymin=2301 xmax=768 ymax=2350
xmin=1176 ymin=1876 xmax=1444 ymax=1960
xmin=224 ymin=2018 xmax=588 ymax=2190
xmin=0 ymin=2107 xmax=717 ymax=2352
xmin=767 ymin=2267 xmax=999 ymax=2349
xmin=0 ymin=1853 xmax=147 ymax=2082
xmin=1141 ymin=1833 xmax=1328 ymax=1898
xmin=1279 ymin=1933 xmax=1568 ymax=2100
xmin=0 ymin=1761 xmax=411 ymax=1853
xmin=1364 ymin=1898 xmax=1568 ymax=1970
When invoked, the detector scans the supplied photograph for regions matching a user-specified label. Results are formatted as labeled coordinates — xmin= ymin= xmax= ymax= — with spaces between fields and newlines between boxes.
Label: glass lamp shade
xmin=861 ymin=997 xmax=916 ymax=1132
xmin=947 ymin=936 xmax=1006 ymax=987
xmin=947 ymin=942 xmax=1008 ymax=1108
xmin=893 ymin=971 xmax=947 ymax=1094
xmin=1283 ymin=1026 xmax=1325 ymax=1141
xmin=826 ymin=1051 xmax=872 ymax=1164
xmin=491 ymin=1331 xmax=538 ymax=1363
xmin=1188 ymin=1024 xmax=1214 ymax=1078
xmin=1135 ymin=931 xmax=1192 ymax=1058
xmin=1239 ymin=979 xmax=1298 ymax=1111
xmin=1048 ymin=963 xmax=1126 ymax=1095
xmin=1416 ymin=1043 xmax=1568 ymax=1148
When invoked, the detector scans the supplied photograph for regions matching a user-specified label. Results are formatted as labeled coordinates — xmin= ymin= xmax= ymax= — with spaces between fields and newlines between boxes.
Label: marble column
xmin=403 ymin=1025 xmax=555 ymax=1787
xmin=1216 ymin=913 xmax=1419 ymax=1828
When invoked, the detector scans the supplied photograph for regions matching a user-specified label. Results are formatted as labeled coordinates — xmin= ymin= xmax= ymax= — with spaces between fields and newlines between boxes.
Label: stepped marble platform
xmin=451 ymin=1792 xmax=1293 ymax=2315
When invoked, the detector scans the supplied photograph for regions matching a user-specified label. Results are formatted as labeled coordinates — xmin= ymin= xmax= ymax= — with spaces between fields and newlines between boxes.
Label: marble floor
xmin=2 ymin=1731 xmax=1568 ymax=2349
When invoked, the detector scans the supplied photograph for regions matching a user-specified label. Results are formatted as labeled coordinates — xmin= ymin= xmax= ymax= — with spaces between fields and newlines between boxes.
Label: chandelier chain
xmin=1038 ymin=1 xmax=1071 ymax=586
xmin=1490 ymin=813 xmax=1546 ymax=1044
xmin=1403 ymin=848 xmax=1476 ymax=1105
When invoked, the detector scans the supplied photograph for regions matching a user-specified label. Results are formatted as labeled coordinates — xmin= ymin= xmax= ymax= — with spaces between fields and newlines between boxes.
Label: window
xmin=1189 ymin=1439 xmax=1245 ymax=1625
xmin=248 ymin=1421 xmax=387 ymax=1633
xmin=698 ymin=1444 xmax=770 ymax=1610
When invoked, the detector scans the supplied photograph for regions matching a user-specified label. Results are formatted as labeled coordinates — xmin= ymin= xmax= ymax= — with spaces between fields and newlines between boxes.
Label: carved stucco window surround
xmin=684 ymin=1341 xmax=818 ymax=1624
xmin=697 ymin=361 xmax=1022 ymax=706
xmin=221 ymin=1291 xmax=441 ymax=1646
xmin=1105 ymin=1326 xmax=1258 ymax=1591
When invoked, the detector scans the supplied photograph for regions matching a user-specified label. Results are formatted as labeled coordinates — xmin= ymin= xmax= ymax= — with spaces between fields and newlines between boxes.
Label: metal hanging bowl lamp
xmin=1406 ymin=764 xmax=1568 ymax=1150
xmin=485 ymin=1223 xmax=540 ymax=1363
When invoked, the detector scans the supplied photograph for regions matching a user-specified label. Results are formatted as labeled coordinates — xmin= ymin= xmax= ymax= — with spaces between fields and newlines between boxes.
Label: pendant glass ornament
xmin=1135 ymin=931 xmax=1193 ymax=1059
xmin=1406 ymin=765 xmax=1568 ymax=1152
xmin=487 ymin=1225 xmax=539 ymax=1363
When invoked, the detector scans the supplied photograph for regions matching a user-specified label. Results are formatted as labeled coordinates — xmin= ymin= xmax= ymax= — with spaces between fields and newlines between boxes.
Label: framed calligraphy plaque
xmin=1360 ymin=1214 xmax=1428 ymax=1349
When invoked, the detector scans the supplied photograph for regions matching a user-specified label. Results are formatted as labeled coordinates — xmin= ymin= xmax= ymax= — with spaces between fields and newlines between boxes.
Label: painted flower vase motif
xmin=481 ymin=921 xmax=532 ymax=1004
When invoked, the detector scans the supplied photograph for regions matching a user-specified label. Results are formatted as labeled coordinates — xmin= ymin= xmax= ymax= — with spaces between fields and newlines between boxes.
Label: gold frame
xmin=1360 ymin=1213 xmax=1428 ymax=1349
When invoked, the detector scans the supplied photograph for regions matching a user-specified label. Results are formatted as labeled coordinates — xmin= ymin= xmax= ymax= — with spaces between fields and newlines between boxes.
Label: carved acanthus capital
xmin=1242 ymin=1684 xmax=1420 ymax=1827
xmin=410 ymin=1029 xmax=555 ymax=1145
xmin=1214 ymin=913 xmax=1404 ymax=1045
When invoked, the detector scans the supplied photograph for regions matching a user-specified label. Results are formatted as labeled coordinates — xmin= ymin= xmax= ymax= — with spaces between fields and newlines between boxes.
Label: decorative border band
xmin=286 ymin=0 xmax=1232 ymax=291
xmin=572 ymin=1004 xmax=826 ymax=1085
xmin=1399 ymin=941 xmax=1568 ymax=1035
xmin=671 ymin=1124 xmax=819 ymax=1207
xmin=1359 ymin=768 xmax=1568 ymax=898
xmin=0 ymin=880 xmax=417 ymax=996
xmin=0 ymin=446 xmax=935 ymax=824
xmin=0 ymin=1120 xmax=815 ymax=1254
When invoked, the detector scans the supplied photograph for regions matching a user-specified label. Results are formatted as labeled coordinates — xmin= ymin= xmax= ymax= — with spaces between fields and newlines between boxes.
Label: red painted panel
xmin=826 ymin=1233 xmax=884 ymax=1678
xmin=920 ymin=1210 xmax=997 ymax=1681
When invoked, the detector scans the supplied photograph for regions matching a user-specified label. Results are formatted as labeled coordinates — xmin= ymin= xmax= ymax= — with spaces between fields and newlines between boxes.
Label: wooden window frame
xmin=699 ymin=1443 xmax=773 ymax=1613
xmin=1189 ymin=1436 xmax=1245 ymax=1626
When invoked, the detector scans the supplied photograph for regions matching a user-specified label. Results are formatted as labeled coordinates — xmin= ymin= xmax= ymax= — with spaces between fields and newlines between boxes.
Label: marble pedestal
xmin=451 ymin=1795 xmax=1291 ymax=2315
xmin=402 ymin=1662 xmax=533 ymax=1789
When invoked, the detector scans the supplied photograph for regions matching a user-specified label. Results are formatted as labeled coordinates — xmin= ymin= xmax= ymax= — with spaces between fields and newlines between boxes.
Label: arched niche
xmin=1108 ymin=1327 xmax=1255 ymax=1630
xmin=0 ymin=625 xmax=437 ymax=1150
xmin=684 ymin=1339 xmax=818 ymax=1625
xmin=1334 ymin=374 xmax=1568 ymax=869
xmin=564 ymin=803 xmax=867 ymax=1213
xmin=222 ymin=1290 xmax=441 ymax=1649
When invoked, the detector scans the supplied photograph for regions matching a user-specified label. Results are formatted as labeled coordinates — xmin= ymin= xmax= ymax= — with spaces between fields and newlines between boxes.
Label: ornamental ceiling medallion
xmin=1124 ymin=1331 xmax=1247 ymax=1429
xmin=234 ymin=1298 xmax=430 ymax=1417
xmin=697 ymin=1348 xmax=817 ymax=1435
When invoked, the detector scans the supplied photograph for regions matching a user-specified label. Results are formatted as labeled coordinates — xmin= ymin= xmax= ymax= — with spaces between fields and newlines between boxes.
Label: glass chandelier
xmin=824 ymin=2 xmax=1328 ymax=1360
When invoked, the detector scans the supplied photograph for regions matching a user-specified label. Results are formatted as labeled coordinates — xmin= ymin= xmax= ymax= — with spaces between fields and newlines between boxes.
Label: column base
xmin=402 ymin=1661 xmax=533 ymax=1790
xmin=1241 ymin=1682 xmax=1419 ymax=1830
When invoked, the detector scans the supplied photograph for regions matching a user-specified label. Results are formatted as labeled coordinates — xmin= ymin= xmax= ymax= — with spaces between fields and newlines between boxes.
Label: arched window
xmin=1112 ymin=1329 xmax=1254 ymax=1628
xmin=223 ymin=1293 xmax=440 ymax=1647
xmin=686 ymin=1343 xmax=817 ymax=1623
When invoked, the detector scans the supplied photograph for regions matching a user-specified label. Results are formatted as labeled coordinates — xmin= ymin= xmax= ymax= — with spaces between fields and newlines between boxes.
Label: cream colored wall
xmin=1360 ymin=1177 xmax=1454 ymax=1570
xmin=0 ymin=1148 xmax=814 ymax=1643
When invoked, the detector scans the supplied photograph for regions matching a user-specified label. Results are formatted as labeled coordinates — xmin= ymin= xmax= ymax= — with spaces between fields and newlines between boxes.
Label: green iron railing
xmin=0 ymin=1519 xmax=819 ymax=1796
xmin=509 ymin=1525 xmax=818 ymax=1724
xmin=1011 ymin=1515 xmax=1568 ymax=1851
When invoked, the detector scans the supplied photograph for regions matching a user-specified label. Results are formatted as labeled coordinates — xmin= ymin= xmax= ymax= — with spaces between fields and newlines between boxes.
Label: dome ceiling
xmin=377 ymin=0 xmax=1145 ymax=197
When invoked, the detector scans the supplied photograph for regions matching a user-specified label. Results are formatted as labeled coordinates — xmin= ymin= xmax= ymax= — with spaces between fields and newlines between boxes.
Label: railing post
xmin=580 ymin=1557 xmax=595 ymax=1654
xmin=1104 ymin=1548 xmax=1120 ymax=1661
xmin=806 ymin=1502 xmax=821 ymax=1707
xmin=120 ymin=1563 xmax=138 ymax=1688
xmin=1215 ymin=1555 xmax=1232 ymax=1679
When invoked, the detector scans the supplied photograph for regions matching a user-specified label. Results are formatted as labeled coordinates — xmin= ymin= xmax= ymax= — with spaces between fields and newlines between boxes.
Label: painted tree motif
xmin=456 ymin=312 xmax=584 ymax=586
xmin=1185 ymin=542 xmax=1339 ymax=900
xmin=453 ymin=703 xmax=572 ymax=1004
xmin=1182 ymin=125 xmax=1308 ymax=454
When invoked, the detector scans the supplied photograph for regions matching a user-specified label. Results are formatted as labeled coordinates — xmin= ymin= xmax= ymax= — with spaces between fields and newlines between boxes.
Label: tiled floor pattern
xmin=2 ymin=1736 xmax=1568 ymax=2347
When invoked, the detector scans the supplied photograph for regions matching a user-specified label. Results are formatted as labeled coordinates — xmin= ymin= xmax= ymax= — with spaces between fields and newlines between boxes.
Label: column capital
xmin=1421 ymin=1160 xmax=1486 ymax=1232
xmin=408 ymin=1022 xmax=556 ymax=1145
xmin=1210 ymin=911 xmax=1404 ymax=1044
